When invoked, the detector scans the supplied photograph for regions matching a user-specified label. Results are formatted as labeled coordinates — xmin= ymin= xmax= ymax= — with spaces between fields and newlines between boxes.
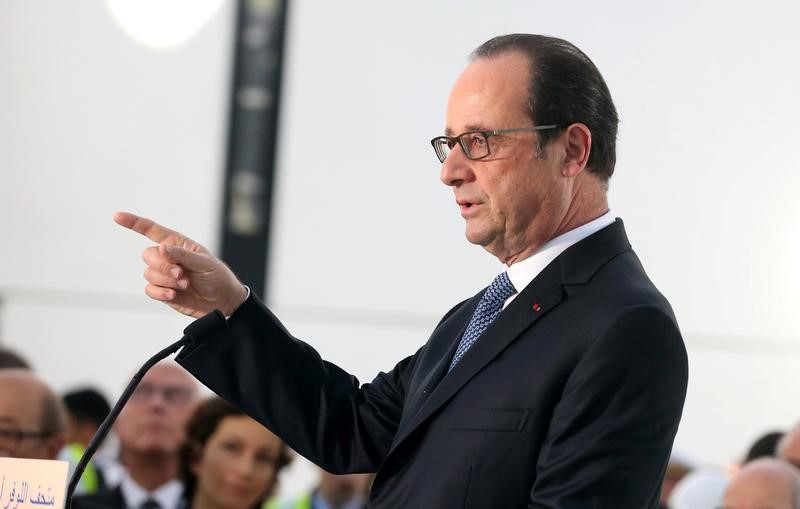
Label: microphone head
xmin=183 ymin=309 xmax=227 ymax=346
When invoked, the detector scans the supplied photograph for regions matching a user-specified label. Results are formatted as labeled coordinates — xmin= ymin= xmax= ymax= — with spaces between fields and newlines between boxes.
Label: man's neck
xmin=500 ymin=197 xmax=609 ymax=266
xmin=121 ymin=449 xmax=179 ymax=491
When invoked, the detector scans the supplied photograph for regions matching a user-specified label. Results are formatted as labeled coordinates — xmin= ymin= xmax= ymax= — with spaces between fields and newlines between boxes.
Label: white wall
xmin=1 ymin=0 xmax=799 ymax=495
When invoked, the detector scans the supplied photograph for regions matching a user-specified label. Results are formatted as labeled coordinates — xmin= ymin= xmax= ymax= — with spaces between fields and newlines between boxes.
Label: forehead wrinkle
xmin=446 ymin=102 xmax=528 ymax=139
xmin=447 ymin=53 xmax=531 ymax=131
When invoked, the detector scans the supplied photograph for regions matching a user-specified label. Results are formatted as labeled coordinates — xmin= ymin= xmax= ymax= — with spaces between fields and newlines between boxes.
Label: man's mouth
xmin=457 ymin=200 xmax=480 ymax=216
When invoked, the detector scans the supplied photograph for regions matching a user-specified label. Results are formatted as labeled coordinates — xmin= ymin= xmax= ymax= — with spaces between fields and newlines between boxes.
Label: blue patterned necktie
xmin=449 ymin=271 xmax=517 ymax=371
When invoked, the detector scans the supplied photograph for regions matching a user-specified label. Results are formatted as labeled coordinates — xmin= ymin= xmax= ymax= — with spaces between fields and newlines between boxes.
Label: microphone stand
xmin=65 ymin=310 xmax=226 ymax=508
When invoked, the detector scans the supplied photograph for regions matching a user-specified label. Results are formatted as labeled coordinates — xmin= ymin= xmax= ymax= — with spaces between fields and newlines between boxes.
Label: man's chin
xmin=464 ymin=225 xmax=490 ymax=246
xmin=465 ymin=227 xmax=501 ymax=254
xmin=132 ymin=442 xmax=178 ymax=456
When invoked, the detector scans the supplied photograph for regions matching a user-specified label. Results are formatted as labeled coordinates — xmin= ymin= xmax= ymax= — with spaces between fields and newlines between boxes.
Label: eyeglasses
xmin=430 ymin=124 xmax=563 ymax=163
xmin=130 ymin=383 xmax=196 ymax=405
xmin=0 ymin=426 xmax=54 ymax=448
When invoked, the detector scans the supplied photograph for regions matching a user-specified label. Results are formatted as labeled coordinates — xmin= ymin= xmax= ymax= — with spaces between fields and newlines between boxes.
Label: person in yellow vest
xmin=59 ymin=387 xmax=113 ymax=495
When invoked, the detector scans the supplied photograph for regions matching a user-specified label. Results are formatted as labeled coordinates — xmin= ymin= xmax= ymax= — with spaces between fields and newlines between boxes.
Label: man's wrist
xmin=225 ymin=285 xmax=250 ymax=318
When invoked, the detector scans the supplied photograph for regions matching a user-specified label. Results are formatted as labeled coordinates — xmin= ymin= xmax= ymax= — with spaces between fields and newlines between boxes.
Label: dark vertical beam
xmin=219 ymin=0 xmax=289 ymax=299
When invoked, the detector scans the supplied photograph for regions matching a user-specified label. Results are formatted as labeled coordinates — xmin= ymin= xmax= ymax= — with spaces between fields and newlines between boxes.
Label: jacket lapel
xmin=400 ymin=295 xmax=479 ymax=424
xmin=388 ymin=261 xmax=565 ymax=452
xmin=387 ymin=219 xmax=633 ymax=457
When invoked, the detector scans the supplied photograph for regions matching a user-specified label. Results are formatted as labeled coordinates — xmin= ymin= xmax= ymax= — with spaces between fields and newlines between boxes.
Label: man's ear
xmin=561 ymin=123 xmax=592 ymax=177
xmin=47 ymin=432 xmax=67 ymax=460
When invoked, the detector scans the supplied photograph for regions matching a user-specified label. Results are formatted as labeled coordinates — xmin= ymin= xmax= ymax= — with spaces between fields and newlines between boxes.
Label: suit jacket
xmin=72 ymin=486 xmax=126 ymax=509
xmin=71 ymin=482 xmax=186 ymax=509
xmin=177 ymin=219 xmax=688 ymax=508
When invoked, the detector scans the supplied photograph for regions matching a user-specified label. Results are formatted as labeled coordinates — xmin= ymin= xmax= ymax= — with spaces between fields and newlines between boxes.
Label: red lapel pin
xmin=532 ymin=303 xmax=541 ymax=312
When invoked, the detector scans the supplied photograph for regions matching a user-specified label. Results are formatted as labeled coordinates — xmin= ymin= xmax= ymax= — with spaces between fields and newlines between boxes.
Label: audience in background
xmin=779 ymin=423 xmax=800 ymax=469
xmin=667 ymin=467 xmax=729 ymax=509
xmin=268 ymin=470 xmax=373 ymax=509
xmin=0 ymin=368 xmax=66 ymax=459
xmin=721 ymin=458 xmax=800 ymax=509
xmin=660 ymin=453 xmax=695 ymax=509
xmin=59 ymin=387 xmax=115 ymax=495
xmin=0 ymin=347 xmax=31 ymax=369
xmin=180 ymin=397 xmax=291 ymax=509
xmin=74 ymin=362 xmax=199 ymax=509
xmin=744 ymin=430 xmax=784 ymax=463
xmin=4 ymin=346 xmax=800 ymax=507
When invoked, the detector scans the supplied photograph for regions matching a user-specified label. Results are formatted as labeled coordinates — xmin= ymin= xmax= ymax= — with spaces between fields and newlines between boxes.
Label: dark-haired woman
xmin=180 ymin=397 xmax=291 ymax=509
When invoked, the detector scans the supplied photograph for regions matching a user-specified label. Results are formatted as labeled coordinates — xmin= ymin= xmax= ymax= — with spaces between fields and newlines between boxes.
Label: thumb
xmin=161 ymin=244 xmax=215 ymax=272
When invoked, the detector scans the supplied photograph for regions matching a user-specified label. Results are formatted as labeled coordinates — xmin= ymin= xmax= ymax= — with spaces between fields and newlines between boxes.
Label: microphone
xmin=65 ymin=309 xmax=227 ymax=507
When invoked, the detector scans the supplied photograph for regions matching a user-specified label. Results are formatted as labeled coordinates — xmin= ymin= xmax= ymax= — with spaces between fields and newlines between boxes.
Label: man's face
xmin=721 ymin=465 xmax=795 ymax=509
xmin=780 ymin=428 xmax=800 ymax=468
xmin=0 ymin=375 xmax=61 ymax=459
xmin=115 ymin=363 xmax=198 ymax=456
xmin=440 ymin=52 xmax=572 ymax=265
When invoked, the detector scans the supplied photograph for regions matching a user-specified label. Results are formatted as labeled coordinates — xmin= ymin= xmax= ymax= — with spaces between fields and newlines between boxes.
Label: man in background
xmin=744 ymin=430 xmax=784 ymax=463
xmin=0 ymin=347 xmax=31 ymax=369
xmin=0 ymin=368 xmax=65 ymax=459
xmin=779 ymin=422 xmax=800 ymax=468
xmin=721 ymin=458 xmax=800 ymax=509
xmin=74 ymin=362 xmax=199 ymax=509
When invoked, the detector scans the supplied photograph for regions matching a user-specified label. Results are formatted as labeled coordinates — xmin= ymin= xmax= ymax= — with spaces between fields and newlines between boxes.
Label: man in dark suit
xmin=116 ymin=34 xmax=687 ymax=508
xmin=73 ymin=362 xmax=198 ymax=509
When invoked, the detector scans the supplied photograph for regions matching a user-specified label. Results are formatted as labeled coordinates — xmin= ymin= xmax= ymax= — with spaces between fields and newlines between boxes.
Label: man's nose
xmin=439 ymin=145 xmax=472 ymax=187
xmin=145 ymin=389 xmax=170 ymax=409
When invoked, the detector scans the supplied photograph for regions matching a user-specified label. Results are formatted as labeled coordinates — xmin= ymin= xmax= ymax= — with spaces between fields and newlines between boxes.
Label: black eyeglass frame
xmin=0 ymin=426 xmax=56 ymax=446
xmin=430 ymin=124 xmax=565 ymax=163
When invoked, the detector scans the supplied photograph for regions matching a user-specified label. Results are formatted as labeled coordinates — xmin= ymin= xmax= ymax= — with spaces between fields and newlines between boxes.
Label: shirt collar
xmin=119 ymin=472 xmax=184 ymax=509
xmin=505 ymin=211 xmax=615 ymax=295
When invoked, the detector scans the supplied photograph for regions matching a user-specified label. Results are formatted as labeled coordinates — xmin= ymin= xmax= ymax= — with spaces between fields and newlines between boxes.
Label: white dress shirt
xmin=504 ymin=211 xmax=615 ymax=307
xmin=119 ymin=472 xmax=184 ymax=509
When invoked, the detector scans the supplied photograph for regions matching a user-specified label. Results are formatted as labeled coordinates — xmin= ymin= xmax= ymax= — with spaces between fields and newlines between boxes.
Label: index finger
xmin=114 ymin=211 xmax=182 ymax=244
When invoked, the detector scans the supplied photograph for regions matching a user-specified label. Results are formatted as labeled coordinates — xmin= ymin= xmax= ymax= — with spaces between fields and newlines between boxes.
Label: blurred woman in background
xmin=180 ymin=397 xmax=292 ymax=509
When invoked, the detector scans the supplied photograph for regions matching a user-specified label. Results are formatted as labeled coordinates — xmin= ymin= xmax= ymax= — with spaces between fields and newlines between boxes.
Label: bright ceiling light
xmin=106 ymin=0 xmax=226 ymax=51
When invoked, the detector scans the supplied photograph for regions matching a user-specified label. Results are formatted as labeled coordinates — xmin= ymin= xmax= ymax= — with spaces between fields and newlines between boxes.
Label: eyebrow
xmin=444 ymin=124 xmax=490 ymax=136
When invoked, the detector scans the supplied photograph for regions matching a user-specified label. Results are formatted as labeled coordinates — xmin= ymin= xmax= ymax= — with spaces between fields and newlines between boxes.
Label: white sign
xmin=0 ymin=458 xmax=68 ymax=508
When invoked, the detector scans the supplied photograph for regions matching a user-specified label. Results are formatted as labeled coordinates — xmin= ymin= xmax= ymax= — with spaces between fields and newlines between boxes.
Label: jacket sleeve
xmin=529 ymin=305 xmax=688 ymax=508
xmin=176 ymin=293 xmax=421 ymax=473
